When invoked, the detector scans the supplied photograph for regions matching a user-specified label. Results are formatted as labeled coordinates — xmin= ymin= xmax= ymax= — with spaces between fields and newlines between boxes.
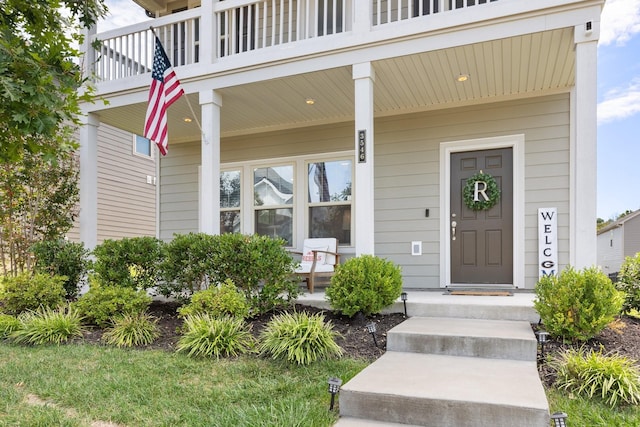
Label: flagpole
xmin=149 ymin=25 xmax=204 ymax=136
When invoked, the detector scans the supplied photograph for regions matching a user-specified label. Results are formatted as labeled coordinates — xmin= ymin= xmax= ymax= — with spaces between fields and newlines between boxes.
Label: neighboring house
xmin=78 ymin=0 xmax=603 ymax=290
xmin=597 ymin=210 xmax=640 ymax=278
xmin=69 ymin=124 xmax=157 ymax=244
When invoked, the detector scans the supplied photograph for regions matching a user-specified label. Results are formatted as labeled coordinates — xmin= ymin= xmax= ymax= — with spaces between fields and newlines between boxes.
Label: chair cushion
xmin=301 ymin=244 xmax=329 ymax=265
xmin=295 ymin=262 xmax=335 ymax=274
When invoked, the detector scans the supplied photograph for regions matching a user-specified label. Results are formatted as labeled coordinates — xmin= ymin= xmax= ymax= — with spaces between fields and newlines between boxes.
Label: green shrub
xmin=326 ymin=255 xmax=402 ymax=317
xmin=31 ymin=239 xmax=89 ymax=299
xmin=158 ymin=232 xmax=217 ymax=299
xmin=102 ymin=312 xmax=159 ymax=348
xmin=207 ymin=233 xmax=299 ymax=314
xmin=92 ymin=237 xmax=164 ymax=290
xmin=0 ymin=314 xmax=21 ymax=339
xmin=177 ymin=314 xmax=255 ymax=358
xmin=10 ymin=305 xmax=84 ymax=345
xmin=616 ymin=252 xmax=640 ymax=313
xmin=177 ymin=279 xmax=249 ymax=319
xmin=259 ymin=311 xmax=343 ymax=365
xmin=551 ymin=348 xmax=640 ymax=407
xmin=73 ymin=282 xmax=152 ymax=328
xmin=0 ymin=273 xmax=66 ymax=315
xmin=534 ymin=266 xmax=623 ymax=342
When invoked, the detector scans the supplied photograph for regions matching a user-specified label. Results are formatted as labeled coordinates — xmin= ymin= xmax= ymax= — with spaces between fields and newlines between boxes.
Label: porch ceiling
xmin=95 ymin=28 xmax=575 ymax=141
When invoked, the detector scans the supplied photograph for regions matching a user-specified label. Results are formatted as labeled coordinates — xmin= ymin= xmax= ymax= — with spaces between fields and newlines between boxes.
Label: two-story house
xmin=78 ymin=0 xmax=604 ymax=290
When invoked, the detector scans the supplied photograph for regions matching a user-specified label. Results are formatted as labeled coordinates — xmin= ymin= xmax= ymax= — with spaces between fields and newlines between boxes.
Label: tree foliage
xmin=0 ymin=0 xmax=107 ymax=161
xmin=0 ymin=142 xmax=79 ymax=275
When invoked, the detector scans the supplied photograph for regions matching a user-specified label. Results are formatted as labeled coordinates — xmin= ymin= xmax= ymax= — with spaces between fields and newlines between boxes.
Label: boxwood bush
xmin=326 ymin=255 xmax=402 ymax=317
xmin=92 ymin=237 xmax=164 ymax=291
xmin=73 ymin=281 xmax=152 ymax=328
xmin=616 ymin=252 xmax=640 ymax=314
xmin=534 ymin=266 xmax=623 ymax=342
xmin=177 ymin=279 xmax=249 ymax=319
xmin=31 ymin=239 xmax=89 ymax=299
xmin=0 ymin=273 xmax=66 ymax=315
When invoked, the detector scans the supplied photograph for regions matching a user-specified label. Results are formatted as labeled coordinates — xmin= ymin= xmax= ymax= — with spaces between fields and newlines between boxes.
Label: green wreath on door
xmin=462 ymin=171 xmax=501 ymax=211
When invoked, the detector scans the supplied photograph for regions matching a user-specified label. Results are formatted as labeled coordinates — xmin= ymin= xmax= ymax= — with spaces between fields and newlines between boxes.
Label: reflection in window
xmin=308 ymin=160 xmax=352 ymax=245
xmin=134 ymin=135 xmax=152 ymax=157
xmin=254 ymin=165 xmax=294 ymax=245
xmin=220 ymin=170 xmax=241 ymax=233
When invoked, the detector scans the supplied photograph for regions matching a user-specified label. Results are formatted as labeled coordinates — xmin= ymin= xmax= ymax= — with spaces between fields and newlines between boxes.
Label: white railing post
xmin=353 ymin=0 xmax=372 ymax=34
xmin=201 ymin=0 xmax=214 ymax=64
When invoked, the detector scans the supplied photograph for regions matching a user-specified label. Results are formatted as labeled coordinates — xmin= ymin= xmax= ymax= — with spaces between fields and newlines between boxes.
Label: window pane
xmin=309 ymin=206 xmax=351 ymax=245
xmin=221 ymin=171 xmax=241 ymax=208
xmin=308 ymin=160 xmax=352 ymax=203
xmin=254 ymin=166 xmax=294 ymax=206
xmin=220 ymin=211 xmax=241 ymax=234
xmin=255 ymin=208 xmax=293 ymax=246
xmin=135 ymin=135 xmax=151 ymax=156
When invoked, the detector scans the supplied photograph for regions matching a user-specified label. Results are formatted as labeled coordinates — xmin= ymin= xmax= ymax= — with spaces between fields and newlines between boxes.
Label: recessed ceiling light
xmin=183 ymin=117 xmax=193 ymax=123
xmin=456 ymin=74 xmax=470 ymax=82
xmin=305 ymin=98 xmax=315 ymax=105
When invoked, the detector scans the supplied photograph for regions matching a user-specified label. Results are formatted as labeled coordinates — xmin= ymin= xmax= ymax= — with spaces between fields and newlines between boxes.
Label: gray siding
xmin=624 ymin=215 xmax=640 ymax=259
xmin=375 ymin=94 xmax=570 ymax=289
xmin=160 ymin=94 xmax=571 ymax=289
xmin=70 ymin=124 xmax=157 ymax=244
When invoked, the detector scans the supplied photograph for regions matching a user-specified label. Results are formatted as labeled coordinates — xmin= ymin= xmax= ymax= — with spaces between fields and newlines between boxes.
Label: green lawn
xmin=2 ymin=343 xmax=640 ymax=427
xmin=0 ymin=344 xmax=367 ymax=427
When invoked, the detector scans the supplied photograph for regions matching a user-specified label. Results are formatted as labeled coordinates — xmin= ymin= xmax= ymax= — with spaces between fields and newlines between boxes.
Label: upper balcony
xmin=86 ymin=0 xmax=602 ymax=137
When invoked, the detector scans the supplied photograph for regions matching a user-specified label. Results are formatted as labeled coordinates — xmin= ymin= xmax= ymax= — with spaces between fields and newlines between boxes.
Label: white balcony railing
xmin=91 ymin=0 xmax=498 ymax=83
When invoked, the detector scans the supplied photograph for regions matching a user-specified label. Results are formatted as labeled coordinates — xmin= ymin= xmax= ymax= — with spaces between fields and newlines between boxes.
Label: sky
xmin=98 ymin=0 xmax=640 ymax=221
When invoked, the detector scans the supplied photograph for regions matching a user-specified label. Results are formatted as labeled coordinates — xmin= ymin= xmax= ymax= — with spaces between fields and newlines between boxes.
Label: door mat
xmin=446 ymin=290 xmax=513 ymax=297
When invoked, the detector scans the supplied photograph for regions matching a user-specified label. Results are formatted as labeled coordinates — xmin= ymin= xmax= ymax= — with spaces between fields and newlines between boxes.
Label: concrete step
xmin=386 ymin=317 xmax=537 ymax=361
xmin=381 ymin=293 xmax=539 ymax=323
xmin=339 ymin=352 xmax=549 ymax=427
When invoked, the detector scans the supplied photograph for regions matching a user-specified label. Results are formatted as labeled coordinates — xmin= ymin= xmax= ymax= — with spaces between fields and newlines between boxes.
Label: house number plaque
xmin=358 ymin=130 xmax=366 ymax=163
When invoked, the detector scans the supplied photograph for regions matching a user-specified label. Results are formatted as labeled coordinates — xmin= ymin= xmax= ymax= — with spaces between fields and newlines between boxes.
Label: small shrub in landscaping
xmin=177 ymin=279 xmax=249 ymax=319
xmin=551 ymin=348 xmax=640 ymax=407
xmin=259 ymin=311 xmax=343 ymax=365
xmin=102 ymin=312 xmax=159 ymax=348
xmin=177 ymin=314 xmax=255 ymax=358
xmin=0 ymin=314 xmax=21 ymax=339
xmin=534 ymin=266 xmax=623 ymax=342
xmin=92 ymin=237 xmax=164 ymax=290
xmin=10 ymin=305 xmax=84 ymax=345
xmin=616 ymin=252 xmax=640 ymax=314
xmin=73 ymin=282 xmax=152 ymax=328
xmin=208 ymin=233 xmax=299 ymax=314
xmin=159 ymin=232 xmax=217 ymax=298
xmin=31 ymin=239 xmax=89 ymax=299
xmin=326 ymin=255 xmax=403 ymax=317
xmin=0 ymin=273 xmax=66 ymax=315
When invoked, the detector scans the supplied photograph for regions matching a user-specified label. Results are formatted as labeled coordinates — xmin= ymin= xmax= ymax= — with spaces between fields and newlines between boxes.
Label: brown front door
xmin=450 ymin=148 xmax=513 ymax=284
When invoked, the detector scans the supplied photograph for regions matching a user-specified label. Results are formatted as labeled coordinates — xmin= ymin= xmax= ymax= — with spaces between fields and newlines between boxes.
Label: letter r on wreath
xmin=473 ymin=181 xmax=489 ymax=202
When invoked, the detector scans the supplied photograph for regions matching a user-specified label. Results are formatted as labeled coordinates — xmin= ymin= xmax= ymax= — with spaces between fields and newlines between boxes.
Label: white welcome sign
xmin=538 ymin=208 xmax=558 ymax=278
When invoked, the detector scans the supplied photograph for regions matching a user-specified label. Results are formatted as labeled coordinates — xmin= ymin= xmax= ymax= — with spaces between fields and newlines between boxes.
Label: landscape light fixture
xmin=401 ymin=292 xmax=408 ymax=317
xmin=366 ymin=321 xmax=378 ymax=348
xmin=535 ymin=330 xmax=549 ymax=362
xmin=550 ymin=411 xmax=568 ymax=427
xmin=328 ymin=377 xmax=342 ymax=410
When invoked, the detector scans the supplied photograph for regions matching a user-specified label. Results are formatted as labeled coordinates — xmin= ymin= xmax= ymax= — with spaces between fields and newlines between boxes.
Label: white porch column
xmin=353 ymin=62 xmax=375 ymax=256
xmin=199 ymin=89 xmax=222 ymax=235
xmin=79 ymin=113 xmax=99 ymax=251
xmin=571 ymin=22 xmax=599 ymax=268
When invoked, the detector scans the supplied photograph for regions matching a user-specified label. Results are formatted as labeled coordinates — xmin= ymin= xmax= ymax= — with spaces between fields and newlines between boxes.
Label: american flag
xmin=144 ymin=36 xmax=184 ymax=156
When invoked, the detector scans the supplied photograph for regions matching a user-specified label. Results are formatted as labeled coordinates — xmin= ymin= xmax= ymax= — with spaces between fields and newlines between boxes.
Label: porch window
xmin=133 ymin=135 xmax=152 ymax=157
xmin=220 ymin=170 xmax=241 ymax=233
xmin=307 ymin=160 xmax=352 ymax=245
xmin=254 ymin=165 xmax=294 ymax=245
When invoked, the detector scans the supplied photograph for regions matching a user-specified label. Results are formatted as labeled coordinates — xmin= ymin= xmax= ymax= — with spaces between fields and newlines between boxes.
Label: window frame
xmin=220 ymin=151 xmax=354 ymax=250
xmin=133 ymin=134 xmax=154 ymax=159
xmin=220 ymin=168 xmax=243 ymax=234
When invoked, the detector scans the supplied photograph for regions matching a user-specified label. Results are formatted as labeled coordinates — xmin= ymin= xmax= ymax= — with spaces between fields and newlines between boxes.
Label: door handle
xmin=451 ymin=220 xmax=457 ymax=241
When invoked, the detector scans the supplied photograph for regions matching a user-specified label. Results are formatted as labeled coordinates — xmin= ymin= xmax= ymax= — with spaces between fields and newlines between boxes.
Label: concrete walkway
xmin=298 ymin=290 xmax=549 ymax=427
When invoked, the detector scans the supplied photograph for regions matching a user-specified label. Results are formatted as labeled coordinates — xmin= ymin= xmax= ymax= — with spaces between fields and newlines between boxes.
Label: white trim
xmin=439 ymin=134 xmax=525 ymax=288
